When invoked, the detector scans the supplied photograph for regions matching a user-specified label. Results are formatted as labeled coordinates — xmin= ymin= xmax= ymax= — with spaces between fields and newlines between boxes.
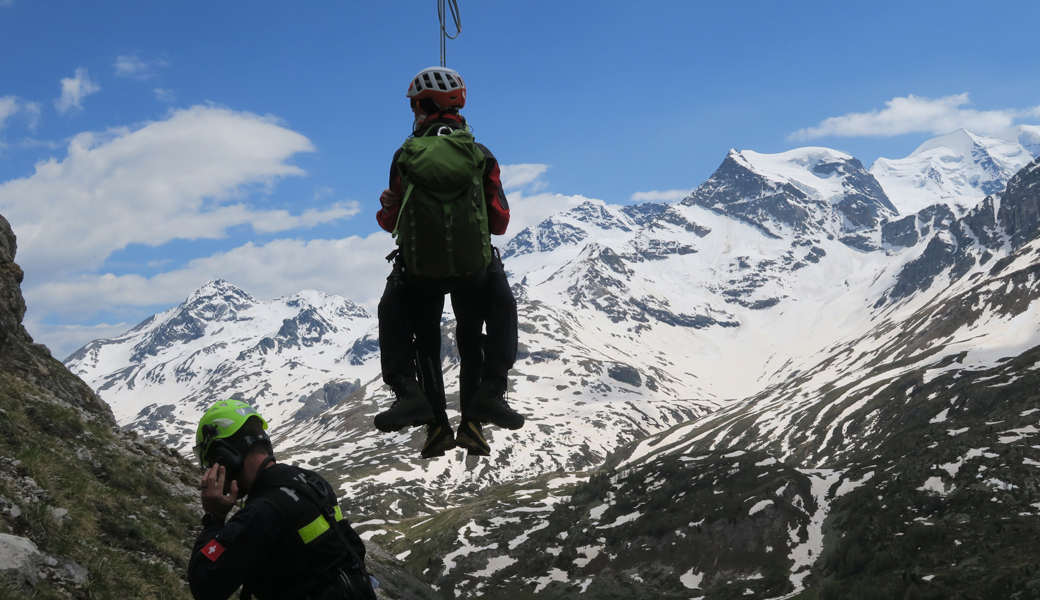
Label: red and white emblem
xmin=201 ymin=539 xmax=225 ymax=562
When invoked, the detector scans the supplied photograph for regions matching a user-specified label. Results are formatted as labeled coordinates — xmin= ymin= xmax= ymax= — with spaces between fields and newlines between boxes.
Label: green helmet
xmin=193 ymin=399 xmax=270 ymax=469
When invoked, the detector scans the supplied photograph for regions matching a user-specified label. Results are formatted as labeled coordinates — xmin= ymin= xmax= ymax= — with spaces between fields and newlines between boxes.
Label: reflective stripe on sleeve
xmin=298 ymin=506 xmax=345 ymax=544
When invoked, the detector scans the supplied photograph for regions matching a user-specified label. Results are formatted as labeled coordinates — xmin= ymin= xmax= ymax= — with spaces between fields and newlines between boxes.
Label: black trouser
xmin=377 ymin=253 xmax=518 ymax=424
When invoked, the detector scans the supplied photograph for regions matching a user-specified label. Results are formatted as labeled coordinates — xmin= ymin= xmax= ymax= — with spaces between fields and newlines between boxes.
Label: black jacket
xmin=188 ymin=463 xmax=371 ymax=600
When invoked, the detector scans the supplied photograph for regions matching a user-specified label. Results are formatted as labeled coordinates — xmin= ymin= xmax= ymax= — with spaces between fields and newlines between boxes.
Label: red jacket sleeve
xmin=483 ymin=159 xmax=510 ymax=236
xmin=375 ymin=173 xmax=403 ymax=233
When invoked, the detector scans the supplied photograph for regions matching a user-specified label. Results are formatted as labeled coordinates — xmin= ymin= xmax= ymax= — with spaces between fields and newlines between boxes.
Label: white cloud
xmin=248 ymin=202 xmax=361 ymax=233
xmin=115 ymin=55 xmax=169 ymax=80
xmin=0 ymin=96 xmax=40 ymax=131
xmin=55 ymin=68 xmax=101 ymax=114
xmin=19 ymin=138 xmax=59 ymax=150
xmin=30 ymin=322 xmax=134 ymax=361
xmin=154 ymin=88 xmax=176 ymax=103
xmin=788 ymin=94 xmax=1040 ymax=141
xmin=500 ymin=163 xmax=550 ymax=191
xmin=24 ymin=233 xmax=398 ymax=357
xmin=0 ymin=105 xmax=333 ymax=282
xmin=0 ymin=96 xmax=18 ymax=128
xmin=0 ymin=0 xmax=13 ymax=7
xmin=22 ymin=101 xmax=41 ymax=130
xmin=630 ymin=189 xmax=694 ymax=202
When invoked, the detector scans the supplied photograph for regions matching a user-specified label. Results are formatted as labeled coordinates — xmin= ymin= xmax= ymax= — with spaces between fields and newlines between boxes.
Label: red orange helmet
xmin=407 ymin=67 xmax=466 ymax=109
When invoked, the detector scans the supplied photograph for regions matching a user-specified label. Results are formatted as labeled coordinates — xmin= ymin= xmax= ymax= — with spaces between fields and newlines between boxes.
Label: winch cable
xmin=438 ymin=0 xmax=462 ymax=67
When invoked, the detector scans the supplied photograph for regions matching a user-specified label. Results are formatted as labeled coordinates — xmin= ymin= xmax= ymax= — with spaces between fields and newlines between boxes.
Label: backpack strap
xmin=391 ymin=181 xmax=415 ymax=240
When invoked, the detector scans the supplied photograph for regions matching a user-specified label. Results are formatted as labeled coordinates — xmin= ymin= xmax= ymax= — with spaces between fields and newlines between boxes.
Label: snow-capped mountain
xmin=59 ymin=127 xmax=1040 ymax=597
xmin=65 ymin=280 xmax=376 ymax=446
xmin=65 ymin=129 xmax=1040 ymax=521
xmin=352 ymin=154 xmax=1040 ymax=600
xmin=686 ymin=147 xmax=896 ymax=249
xmin=870 ymin=125 xmax=1040 ymax=215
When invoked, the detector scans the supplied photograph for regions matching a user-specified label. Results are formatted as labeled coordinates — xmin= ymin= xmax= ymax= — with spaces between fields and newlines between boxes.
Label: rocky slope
xmin=0 ymin=214 xmax=441 ymax=600
xmin=0 ymin=213 xmax=201 ymax=598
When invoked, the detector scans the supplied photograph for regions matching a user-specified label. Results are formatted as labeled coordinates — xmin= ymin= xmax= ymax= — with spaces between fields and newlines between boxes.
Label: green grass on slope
xmin=0 ymin=348 xmax=201 ymax=600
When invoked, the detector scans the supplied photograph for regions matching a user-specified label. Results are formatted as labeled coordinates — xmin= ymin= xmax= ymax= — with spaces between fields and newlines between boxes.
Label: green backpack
xmin=393 ymin=125 xmax=493 ymax=278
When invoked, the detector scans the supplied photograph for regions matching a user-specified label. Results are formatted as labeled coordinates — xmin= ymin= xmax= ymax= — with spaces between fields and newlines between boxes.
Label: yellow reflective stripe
xmin=298 ymin=515 xmax=330 ymax=544
xmin=298 ymin=507 xmax=344 ymax=544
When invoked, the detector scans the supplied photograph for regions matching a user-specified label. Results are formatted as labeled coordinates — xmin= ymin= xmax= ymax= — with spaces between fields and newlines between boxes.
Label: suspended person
xmin=374 ymin=66 xmax=523 ymax=458
xmin=188 ymin=399 xmax=377 ymax=600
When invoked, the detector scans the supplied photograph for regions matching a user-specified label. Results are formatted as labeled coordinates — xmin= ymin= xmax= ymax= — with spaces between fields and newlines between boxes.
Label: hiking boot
xmin=421 ymin=423 xmax=456 ymax=458
xmin=455 ymin=420 xmax=491 ymax=456
xmin=373 ymin=377 xmax=435 ymax=432
xmin=467 ymin=379 xmax=524 ymax=430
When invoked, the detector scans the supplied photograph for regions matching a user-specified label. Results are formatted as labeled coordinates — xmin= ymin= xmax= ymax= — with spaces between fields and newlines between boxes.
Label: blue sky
xmin=1 ymin=0 xmax=1038 ymax=358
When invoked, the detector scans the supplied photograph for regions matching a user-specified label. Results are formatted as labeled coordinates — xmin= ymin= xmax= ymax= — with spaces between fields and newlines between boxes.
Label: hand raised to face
xmin=200 ymin=463 xmax=238 ymax=518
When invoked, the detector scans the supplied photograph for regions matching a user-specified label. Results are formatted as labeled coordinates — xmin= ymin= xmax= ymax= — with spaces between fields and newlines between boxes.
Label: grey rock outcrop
xmin=0 ymin=533 xmax=41 ymax=589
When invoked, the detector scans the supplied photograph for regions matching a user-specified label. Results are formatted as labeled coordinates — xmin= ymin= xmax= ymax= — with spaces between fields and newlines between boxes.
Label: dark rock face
xmin=275 ymin=307 xmax=337 ymax=350
xmin=340 ymin=334 xmax=379 ymax=366
xmin=568 ymin=201 xmax=633 ymax=232
xmin=998 ymin=157 xmax=1040 ymax=249
xmin=682 ymin=152 xmax=894 ymax=246
xmin=620 ymin=202 xmax=670 ymax=225
xmin=503 ymin=221 xmax=588 ymax=259
xmin=881 ymin=215 xmax=919 ymax=248
xmin=0 ymin=215 xmax=31 ymax=352
xmin=130 ymin=280 xmax=257 ymax=362
xmin=814 ymin=156 xmax=897 ymax=230
xmin=883 ymin=158 xmax=1040 ymax=304
xmin=651 ymin=207 xmax=712 ymax=237
xmin=683 ymin=153 xmax=815 ymax=239
xmin=294 ymin=379 xmax=362 ymax=421
xmin=607 ymin=364 xmax=642 ymax=387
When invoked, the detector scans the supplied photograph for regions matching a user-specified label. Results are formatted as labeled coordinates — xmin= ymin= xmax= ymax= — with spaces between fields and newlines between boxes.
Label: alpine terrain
xmin=54 ymin=124 xmax=1040 ymax=598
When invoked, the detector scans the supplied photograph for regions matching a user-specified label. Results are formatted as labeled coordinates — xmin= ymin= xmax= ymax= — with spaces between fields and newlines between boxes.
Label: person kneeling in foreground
xmin=188 ymin=399 xmax=376 ymax=600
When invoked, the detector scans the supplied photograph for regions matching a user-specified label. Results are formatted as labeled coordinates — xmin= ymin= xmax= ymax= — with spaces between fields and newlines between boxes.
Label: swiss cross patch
xmin=201 ymin=539 xmax=225 ymax=562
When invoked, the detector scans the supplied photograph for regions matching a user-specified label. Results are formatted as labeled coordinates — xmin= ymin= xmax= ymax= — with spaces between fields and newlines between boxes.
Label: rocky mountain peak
xmin=182 ymin=278 xmax=257 ymax=317
xmin=682 ymin=146 xmax=894 ymax=246
xmin=281 ymin=289 xmax=371 ymax=320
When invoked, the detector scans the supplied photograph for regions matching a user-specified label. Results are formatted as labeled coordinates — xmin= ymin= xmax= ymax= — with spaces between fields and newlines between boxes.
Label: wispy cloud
xmin=500 ymin=163 xmax=550 ymax=191
xmin=24 ymin=233 xmax=397 ymax=357
xmin=788 ymin=94 xmax=1040 ymax=141
xmin=55 ymin=68 xmax=101 ymax=114
xmin=0 ymin=0 xmax=14 ymax=7
xmin=154 ymin=88 xmax=176 ymax=103
xmin=30 ymin=322 xmax=135 ymax=361
xmin=0 ymin=96 xmax=41 ymax=131
xmin=0 ymin=96 xmax=18 ymax=128
xmin=630 ymin=189 xmax=694 ymax=202
xmin=0 ymin=105 xmax=338 ymax=282
xmin=115 ymin=54 xmax=169 ymax=80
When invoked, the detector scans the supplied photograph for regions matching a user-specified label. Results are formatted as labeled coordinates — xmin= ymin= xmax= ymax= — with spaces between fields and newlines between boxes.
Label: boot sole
xmin=466 ymin=410 xmax=524 ymax=430
xmin=421 ymin=427 xmax=456 ymax=458
xmin=455 ymin=422 xmax=491 ymax=456
xmin=456 ymin=438 xmax=491 ymax=456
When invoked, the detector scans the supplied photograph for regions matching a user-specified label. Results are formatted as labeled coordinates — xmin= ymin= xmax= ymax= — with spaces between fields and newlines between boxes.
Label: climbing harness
xmin=438 ymin=0 xmax=461 ymax=67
